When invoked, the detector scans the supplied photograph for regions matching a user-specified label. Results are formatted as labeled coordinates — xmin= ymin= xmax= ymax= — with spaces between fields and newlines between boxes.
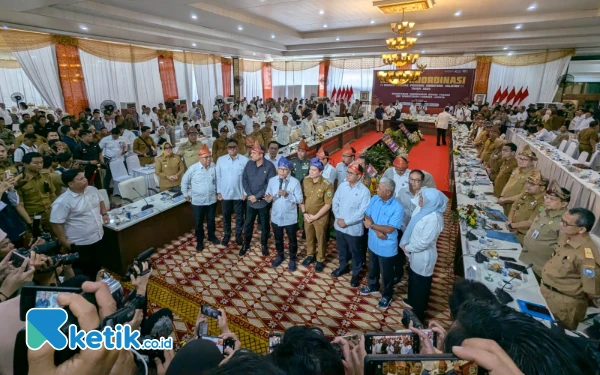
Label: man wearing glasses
xmin=506 ymin=170 xmax=548 ymax=243
xmin=540 ymin=207 xmax=600 ymax=330
xmin=492 ymin=142 xmax=518 ymax=196
xmin=497 ymin=145 xmax=538 ymax=215
xmin=177 ymin=129 xmax=204 ymax=169
xmin=216 ymin=138 xmax=248 ymax=246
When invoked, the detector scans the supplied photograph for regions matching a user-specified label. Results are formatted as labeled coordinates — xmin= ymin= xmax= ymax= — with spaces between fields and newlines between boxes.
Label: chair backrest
xmin=201 ymin=126 xmax=212 ymax=137
xmin=290 ymin=130 xmax=299 ymax=142
xmin=126 ymin=155 xmax=142 ymax=173
xmin=326 ymin=121 xmax=336 ymax=129
xmin=316 ymin=125 xmax=325 ymax=134
xmin=110 ymin=159 xmax=130 ymax=179
xmin=588 ymin=150 xmax=600 ymax=167
xmin=577 ymin=151 xmax=589 ymax=163
xmin=558 ymin=139 xmax=568 ymax=152
xmin=98 ymin=189 xmax=110 ymax=210
xmin=119 ymin=176 xmax=148 ymax=202
xmin=565 ymin=142 xmax=578 ymax=158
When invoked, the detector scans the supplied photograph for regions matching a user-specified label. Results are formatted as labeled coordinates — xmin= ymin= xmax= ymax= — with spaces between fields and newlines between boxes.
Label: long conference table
xmin=100 ymin=116 xmax=376 ymax=274
xmin=451 ymin=125 xmax=551 ymax=321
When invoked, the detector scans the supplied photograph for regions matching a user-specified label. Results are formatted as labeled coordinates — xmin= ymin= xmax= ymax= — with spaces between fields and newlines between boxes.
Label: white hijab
xmin=542 ymin=110 xmax=552 ymax=122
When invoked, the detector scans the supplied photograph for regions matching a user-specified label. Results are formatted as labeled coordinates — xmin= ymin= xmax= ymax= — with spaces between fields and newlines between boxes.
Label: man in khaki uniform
xmin=541 ymin=208 xmax=600 ymax=330
xmin=244 ymin=136 xmax=256 ymax=158
xmin=300 ymin=158 xmax=333 ymax=273
xmin=232 ymin=123 xmax=247 ymax=156
xmin=250 ymin=123 xmax=265 ymax=148
xmin=155 ymin=142 xmax=185 ymax=191
xmin=261 ymin=118 xmax=274 ymax=144
xmin=472 ymin=122 xmax=490 ymax=153
xmin=577 ymin=120 xmax=598 ymax=161
xmin=521 ymin=181 xmax=570 ymax=276
xmin=507 ymin=170 xmax=547 ymax=244
xmin=16 ymin=152 xmax=56 ymax=232
xmin=133 ymin=126 xmax=157 ymax=166
xmin=492 ymin=143 xmax=518 ymax=196
xmin=480 ymin=127 xmax=505 ymax=165
xmin=497 ymin=145 xmax=538 ymax=215
xmin=177 ymin=129 xmax=204 ymax=169
xmin=212 ymin=127 xmax=229 ymax=162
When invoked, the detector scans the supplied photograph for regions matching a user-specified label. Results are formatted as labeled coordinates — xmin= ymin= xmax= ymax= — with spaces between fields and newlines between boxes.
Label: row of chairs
xmin=558 ymin=139 xmax=600 ymax=167
xmin=109 ymin=155 xmax=157 ymax=201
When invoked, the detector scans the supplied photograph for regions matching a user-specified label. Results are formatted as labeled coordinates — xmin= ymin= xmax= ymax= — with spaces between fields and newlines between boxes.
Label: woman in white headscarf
xmin=153 ymin=125 xmax=171 ymax=146
xmin=542 ymin=109 xmax=553 ymax=127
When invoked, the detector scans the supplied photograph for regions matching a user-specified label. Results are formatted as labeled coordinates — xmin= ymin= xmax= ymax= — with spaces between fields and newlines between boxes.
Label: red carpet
xmin=407 ymin=135 xmax=450 ymax=193
xmin=329 ymin=130 xmax=382 ymax=166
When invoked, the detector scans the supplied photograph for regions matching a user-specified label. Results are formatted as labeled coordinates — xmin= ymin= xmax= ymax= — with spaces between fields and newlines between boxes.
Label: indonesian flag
xmin=346 ymin=86 xmax=353 ymax=101
xmin=339 ymin=86 xmax=346 ymax=102
xmin=519 ymin=87 xmax=529 ymax=105
xmin=505 ymin=87 xmax=516 ymax=106
xmin=331 ymin=87 xmax=337 ymax=101
xmin=513 ymin=87 xmax=523 ymax=106
xmin=498 ymin=87 xmax=509 ymax=104
xmin=492 ymin=87 xmax=502 ymax=104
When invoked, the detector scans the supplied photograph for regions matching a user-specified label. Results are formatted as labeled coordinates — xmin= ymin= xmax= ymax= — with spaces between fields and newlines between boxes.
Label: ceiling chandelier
xmin=385 ymin=36 xmax=418 ymax=50
xmin=382 ymin=52 xmax=419 ymax=67
xmin=377 ymin=64 xmax=427 ymax=85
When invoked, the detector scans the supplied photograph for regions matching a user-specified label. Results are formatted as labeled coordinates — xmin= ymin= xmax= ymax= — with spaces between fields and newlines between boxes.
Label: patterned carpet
xmin=131 ymin=201 xmax=458 ymax=354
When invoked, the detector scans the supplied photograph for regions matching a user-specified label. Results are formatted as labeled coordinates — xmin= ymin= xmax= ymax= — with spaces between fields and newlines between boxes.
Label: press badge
xmin=531 ymin=230 xmax=540 ymax=239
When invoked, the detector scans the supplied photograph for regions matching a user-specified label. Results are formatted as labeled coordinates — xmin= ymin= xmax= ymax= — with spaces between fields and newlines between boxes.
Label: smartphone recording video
xmin=20 ymin=285 xmax=82 ymax=321
xmin=201 ymin=304 xmax=221 ymax=319
xmin=201 ymin=335 xmax=235 ymax=354
xmin=366 ymin=331 xmax=418 ymax=355
xmin=269 ymin=333 xmax=281 ymax=353
xmin=364 ymin=354 xmax=488 ymax=375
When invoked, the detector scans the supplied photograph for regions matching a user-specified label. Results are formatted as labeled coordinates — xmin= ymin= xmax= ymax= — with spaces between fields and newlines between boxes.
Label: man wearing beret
xmin=300 ymin=158 xmax=333 ymax=272
xmin=264 ymin=157 xmax=303 ymax=271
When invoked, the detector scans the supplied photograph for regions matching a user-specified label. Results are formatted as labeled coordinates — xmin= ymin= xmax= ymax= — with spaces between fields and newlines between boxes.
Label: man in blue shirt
xmin=359 ymin=177 xmax=404 ymax=310
xmin=264 ymin=157 xmax=303 ymax=271
xmin=332 ymin=162 xmax=371 ymax=287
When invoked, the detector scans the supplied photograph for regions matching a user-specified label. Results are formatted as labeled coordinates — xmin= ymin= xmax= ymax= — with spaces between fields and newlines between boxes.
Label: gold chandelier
xmin=385 ymin=36 xmax=418 ymax=50
xmin=382 ymin=53 xmax=419 ymax=67
xmin=377 ymin=64 xmax=427 ymax=85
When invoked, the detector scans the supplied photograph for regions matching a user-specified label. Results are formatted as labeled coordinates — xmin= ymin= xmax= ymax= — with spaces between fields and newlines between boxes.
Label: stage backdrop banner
xmin=372 ymin=68 xmax=475 ymax=114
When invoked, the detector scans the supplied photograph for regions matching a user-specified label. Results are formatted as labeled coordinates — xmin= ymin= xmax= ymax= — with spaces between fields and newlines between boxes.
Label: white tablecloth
xmin=132 ymin=165 xmax=158 ymax=193
xmin=507 ymin=129 xmax=600 ymax=235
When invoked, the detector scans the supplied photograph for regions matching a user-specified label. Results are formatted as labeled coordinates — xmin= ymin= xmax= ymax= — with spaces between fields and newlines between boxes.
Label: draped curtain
xmin=486 ymin=55 xmax=571 ymax=104
xmin=193 ymin=61 xmax=223 ymax=110
xmin=173 ymin=59 xmax=196 ymax=102
xmin=13 ymin=45 xmax=64 ymax=110
xmin=272 ymin=64 xmax=320 ymax=99
xmin=172 ymin=53 xmax=222 ymax=108
xmin=241 ymin=70 xmax=263 ymax=99
xmin=329 ymin=63 xmax=395 ymax=100
xmin=55 ymin=43 xmax=89 ymax=114
xmin=0 ymin=66 xmax=48 ymax=107
xmin=158 ymin=55 xmax=178 ymax=102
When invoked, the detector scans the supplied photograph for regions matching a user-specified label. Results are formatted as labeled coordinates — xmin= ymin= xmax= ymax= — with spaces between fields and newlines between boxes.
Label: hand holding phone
xmin=201 ymin=304 xmax=221 ymax=319
xmin=269 ymin=333 xmax=281 ymax=353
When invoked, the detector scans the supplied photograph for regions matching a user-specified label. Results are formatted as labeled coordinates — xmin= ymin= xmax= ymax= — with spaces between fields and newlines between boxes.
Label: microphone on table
xmin=495 ymin=263 xmax=533 ymax=304
xmin=132 ymin=187 xmax=154 ymax=211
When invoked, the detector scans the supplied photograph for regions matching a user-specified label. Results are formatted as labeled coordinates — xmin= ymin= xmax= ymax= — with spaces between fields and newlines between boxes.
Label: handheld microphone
xmin=494 ymin=263 xmax=533 ymax=304
xmin=132 ymin=187 xmax=154 ymax=211
xmin=278 ymin=178 xmax=283 ymax=191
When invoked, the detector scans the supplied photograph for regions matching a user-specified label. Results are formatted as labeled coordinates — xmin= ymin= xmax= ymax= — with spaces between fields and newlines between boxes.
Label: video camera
xmin=124 ymin=247 xmax=156 ymax=279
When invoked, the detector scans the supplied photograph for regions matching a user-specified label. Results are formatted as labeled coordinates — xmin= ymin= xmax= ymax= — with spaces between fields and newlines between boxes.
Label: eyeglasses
xmin=227 ymin=146 xmax=237 ymax=149
xmin=516 ymin=157 xmax=530 ymax=161
xmin=409 ymin=178 xmax=423 ymax=183
xmin=560 ymin=219 xmax=579 ymax=227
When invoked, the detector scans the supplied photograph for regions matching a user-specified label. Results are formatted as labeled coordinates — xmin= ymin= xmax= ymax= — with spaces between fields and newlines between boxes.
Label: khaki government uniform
xmin=508 ymin=192 xmax=545 ymax=244
xmin=303 ymin=176 xmax=333 ymax=262
xmin=261 ymin=126 xmax=274 ymax=144
xmin=493 ymin=157 xmax=518 ymax=197
xmin=499 ymin=166 xmax=536 ymax=215
xmin=0 ymin=127 xmax=15 ymax=146
xmin=232 ymin=134 xmax=247 ymax=155
xmin=41 ymin=168 xmax=63 ymax=196
xmin=541 ymin=235 xmax=600 ymax=330
xmin=155 ymin=153 xmax=185 ymax=192
xmin=292 ymin=157 xmax=311 ymax=229
xmin=15 ymin=134 xmax=46 ymax=148
xmin=0 ymin=162 xmax=17 ymax=181
xmin=487 ymin=149 xmax=504 ymax=181
xmin=250 ymin=131 xmax=265 ymax=148
xmin=211 ymin=138 xmax=229 ymax=162
xmin=16 ymin=172 xmax=56 ymax=232
xmin=133 ymin=136 xmax=157 ymax=166
xmin=473 ymin=130 xmax=488 ymax=153
xmin=481 ymin=138 xmax=505 ymax=166
xmin=577 ymin=127 xmax=598 ymax=161
xmin=176 ymin=141 xmax=203 ymax=169
xmin=521 ymin=208 xmax=565 ymax=276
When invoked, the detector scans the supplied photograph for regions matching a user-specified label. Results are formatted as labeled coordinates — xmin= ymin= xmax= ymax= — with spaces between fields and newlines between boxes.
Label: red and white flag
xmin=331 ymin=87 xmax=337 ymax=101
xmin=519 ymin=87 xmax=529 ymax=105
xmin=492 ymin=87 xmax=502 ymax=104
xmin=505 ymin=87 xmax=516 ymax=106
xmin=346 ymin=86 xmax=354 ymax=101
xmin=513 ymin=87 xmax=523 ymax=106
xmin=498 ymin=87 xmax=509 ymax=104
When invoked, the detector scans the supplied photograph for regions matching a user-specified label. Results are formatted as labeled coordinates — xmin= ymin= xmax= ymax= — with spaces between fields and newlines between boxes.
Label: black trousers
xmin=72 ymin=240 xmax=103 ymax=280
xmin=393 ymin=229 xmax=405 ymax=282
xmin=243 ymin=205 xmax=270 ymax=246
xmin=192 ymin=203 xmax=217 ymax=247
xmin=336 ymin=230 xmax=363 ymax=277
xmin=407 ymin=268 xmax=433 ymax=323
xmin=436 ymin=128 xmax=447 ymax=145
xmin=272 ymin=222 xmax=298 ymax=259
xmin=221 ymin=199 xmax=243 ymax=236
xmin=367 ymin=249 xmax=396 ymax=300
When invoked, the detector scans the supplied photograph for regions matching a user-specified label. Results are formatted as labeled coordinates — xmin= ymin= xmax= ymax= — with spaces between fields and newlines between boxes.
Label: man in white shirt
xmin=0 ymin=103 xmax=12 ymax=127
xmin=300 ymin=113 xmax=314 ymax=138
xmin=533 ymin=123 xmax=555 ymax=143
xmin=385 ymin=103 xmax=396 ymax=119
xmin=435 ymin=107 xmax=453 ymax=146
xmin=151 ymin=106 xmax=160 ymax=125
xmin=336 ymin=144 xmax=355 ymax=184
xmin=14 ymin=134 xmax=38 ymax=167
xmin=569 ymin=110 xmax=584 ymax=132
xmin=395 ymin=170 xmax=428 ymax=231
xmin=102 ymin=112 xmax=115 ymax=132
xmin=218 ymin=113 xmax=235 ymax=135
xmin=515 ymin=106 xmax=528 ymax=128
xmin=575 ymin=111 xmax=594 ymax=134
xmin=454 ymin=102 xmax=471 ymax=123
xmin=50 ymin=169 xmax=109 ymax=279
xmin=394 ymin=100 xmax=403 ymax=114
xmin=182 ymin=144 xmax=218 ymax=251
xmin=140 ymin=107 xmax=155 ymax=131
xmin=275 ymin=115 xmax=292 ymax=147
xmin=382 ymin=156 xmax=436 ymax=195
xmin=332 ymin=162 xmax=371 ymax=287
xmin=242 ymin=109 xmax=259 ymax=135
xmin=409 ymin=101 xmax=418 ymax=116
xmin=316 ymin=147 xmax=336 ymax=185
xmin=216 ymin=138 xmax=248 ymax=246
xmin=263 ymin=157 xmax=303 ymax=271
xmin=99 ymin=128 xmax=129 ymax=191
xmin=265 ymin=141 xmax=282 ymax=166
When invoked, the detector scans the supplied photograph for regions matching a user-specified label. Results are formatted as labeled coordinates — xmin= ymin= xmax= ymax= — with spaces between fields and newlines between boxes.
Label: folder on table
xmin=485 ymin=230 xmax=520 ymax=244
xmin=485 ymin=208 xmax=508 ymax=222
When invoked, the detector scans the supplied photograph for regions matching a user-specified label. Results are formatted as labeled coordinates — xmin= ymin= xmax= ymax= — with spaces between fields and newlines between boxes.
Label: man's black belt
xmin=541 ymin=281 xmax=575 ymax=298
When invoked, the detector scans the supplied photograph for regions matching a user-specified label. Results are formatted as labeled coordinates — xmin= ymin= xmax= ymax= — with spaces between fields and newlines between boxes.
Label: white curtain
xmin=13 ymin=45 xmax=64 ymax=110
xmin=487 ymin=55 xmax=571 ymax=104
xmin=0 ymin=67 xmax=48 ymax=107
xmin=193 ymin=62 xmax=223 ymax=110
xmin=328 ymin=64 xmax=394 ymax=101
xmin=272 ymin=65 xmax=319 ymax=99
xmin=132 ymin=58 xmax=164 ymax=108
xmin=241 ymin=70 xmax=262 ymax=99
xmin=174 ymin=60 xmax=197 ymax=102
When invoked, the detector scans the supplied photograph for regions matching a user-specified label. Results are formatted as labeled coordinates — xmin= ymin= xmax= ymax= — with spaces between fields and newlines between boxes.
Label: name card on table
xmin=485 ymin=209 xmax=508 ymax=222
xmin=134 ymin=208 xmax=154 ymax=220
xmin=172 ymin=195 xmax=186 ymax=203
xmin=485 ymin=230 xmax=519 ymax=244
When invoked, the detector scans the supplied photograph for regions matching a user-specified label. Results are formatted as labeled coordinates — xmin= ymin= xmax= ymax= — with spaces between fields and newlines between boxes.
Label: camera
xmin=10 ymin=247 xmax=79 ymax=270
xmin=124 ymin=247 xmax=156 ymax=278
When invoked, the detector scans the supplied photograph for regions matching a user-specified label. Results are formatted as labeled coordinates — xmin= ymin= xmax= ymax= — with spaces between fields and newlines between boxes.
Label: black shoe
xmin=301 ymin=230 xmax=306 ymax=239
xmin=302 ymin=256 xmax=315 ymax=267
xmin=288 ymin=259 xmax=297 ymax=272
xmin=196 ymin=244 xmax=204 ymax=252
xmin=393 ymin=276 xmax=402 ymax=285
xmin=436 ymin=143 xmax=440 ymax=146
xmin=235 ymin=233 xmax=243 ymax=245
xmin=331 ymin=267 xmax=350 ymax=278
xmin=271 ymin=255 xmax=284 ymax=267
xmin=350 ymin=276 xmax=359 ymax=288
xmin=209 ymin=238 xmax=219 ymax=245
xmin=221 ymin=236 xmax=230 ymax=246
xmin=239 ymin=245 xmax=249 ymax=256
xmin=261 ymin=244 xmax=269 ymax=256
xmin=315 ymin=262 xmax=324 ymax=273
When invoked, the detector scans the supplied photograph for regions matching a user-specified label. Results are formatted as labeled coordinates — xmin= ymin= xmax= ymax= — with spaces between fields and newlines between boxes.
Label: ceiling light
xmin=80 ymin=25 xmax=88 ymax=30
xmin=416 ymin=32 xmax=422 ymax=36
xmin=352 ymin=54 xmax=355 ymax=56
xmin=159 ymin=61 xmax=164 ymax=64
xmin=527 ymin=4 xmax=536 ymax=10
xmin=253 ymin=52 xmax=256 ymax=56
xmin=370 ymin=20 xmax=375 ymax=24
xmin=2 ymin=26 xmax=7 ymax=30
xmin=503 ymin=46 xmax=508 ymax=50
xmin=421 ymin=50 xmax=426 ymax=53
xmin=319 ymin=9 xmax=324 ymax=15
xmin=84 ymin=37 xmax=88 ymax=40
xmin=238 ymin=25 xmax=244 ymax=31
xmin=454 ymin=11 xmax=462 ymax=16
xmin=323 ymin=24 xmax=328 ymax=28
xmin=191 ymin=14 xmax=197 ymax=19
xmin=515 ymin=24 xmax=522 ymax=29
xmin=271 ymin=34 xmax=275 ymax=38
xmin=335 ymin=37 xmax=340 ymax=41
xmin=192 ymin=43 xmax=196 ymax=47
xmin=508 ymin=52 xmax=514 ymax=56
